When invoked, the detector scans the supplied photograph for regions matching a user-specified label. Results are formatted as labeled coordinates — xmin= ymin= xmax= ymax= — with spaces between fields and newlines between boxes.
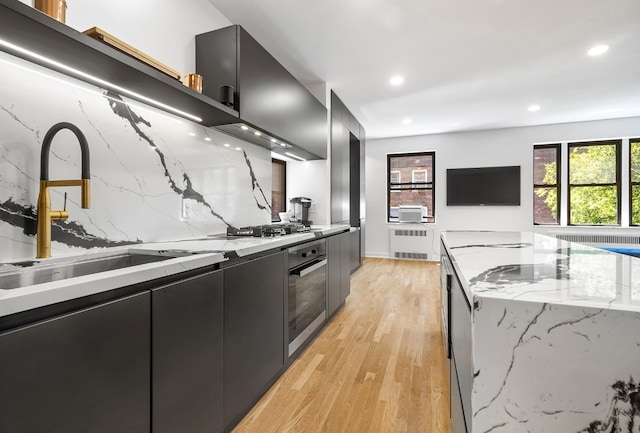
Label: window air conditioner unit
xmin=397 ymin=205 xmax=424 ymax=223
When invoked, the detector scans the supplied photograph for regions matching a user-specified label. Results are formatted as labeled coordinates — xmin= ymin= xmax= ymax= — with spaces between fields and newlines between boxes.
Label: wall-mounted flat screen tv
xmin=446 ymin=165 xmax=521 ymax=206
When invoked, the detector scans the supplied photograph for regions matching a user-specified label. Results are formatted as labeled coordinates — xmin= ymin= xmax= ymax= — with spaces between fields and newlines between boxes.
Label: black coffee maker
xmin=289 ymin=197 xmax=312 ymax=226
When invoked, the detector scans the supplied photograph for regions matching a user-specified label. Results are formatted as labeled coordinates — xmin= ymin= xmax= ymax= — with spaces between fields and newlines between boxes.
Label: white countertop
xmin=441 ymin=230 xmax=640 ymax=312
xmin=0 ymin=224 xmax=350 ymax=318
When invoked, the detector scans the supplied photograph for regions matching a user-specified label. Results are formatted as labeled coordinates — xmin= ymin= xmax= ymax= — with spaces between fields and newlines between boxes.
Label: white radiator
xmin=389 ymin=228 xmax=430 ymax=260
xmin=551 ymin=232 xmax=640 ymax=247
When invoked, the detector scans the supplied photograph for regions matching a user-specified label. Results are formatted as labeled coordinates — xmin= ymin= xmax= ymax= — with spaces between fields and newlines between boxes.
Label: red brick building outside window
xmin=387 ymin=152 xmax=435 ymax=223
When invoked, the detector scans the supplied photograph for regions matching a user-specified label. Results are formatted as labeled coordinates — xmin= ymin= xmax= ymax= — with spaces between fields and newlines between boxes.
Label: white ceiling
xmin=207 ymin=0 xmax=640 ymax=139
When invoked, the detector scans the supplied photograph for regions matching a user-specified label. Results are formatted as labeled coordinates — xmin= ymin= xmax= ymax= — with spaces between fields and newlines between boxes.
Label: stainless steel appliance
xmin=289 ymin=197 xmax=312 ymax=226
xmin=287 ymin=239 xmax=327 ymax=356
xmin=226 ymin=223 xmax=309 ymax=238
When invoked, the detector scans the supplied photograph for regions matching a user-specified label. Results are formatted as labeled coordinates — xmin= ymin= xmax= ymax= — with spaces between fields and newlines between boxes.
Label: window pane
xmin=389 ymin=154 xmax=433 ymax=181
xmin=533 ymin=147 xmax=558 ymax=185
xmin=387 ymin=152 xmax=435 ymax=223
xmin=390 ymin=170 xmax=401 ymax=184
xmin=412 ymin=169 xmax=427 ymax=183
xmin=569 ymin=144 xmax=617 ymax=184
xmin=631 ymin=140 xmax=640 ymax=183
xmin=570 ymin=186 xmax=617 ymax=225
xmin=632 ymin=185 xmax=640 ymax=226
xmin=272 ymin=160 xmax=286 ymax=221
xmin=534 ymin=187 xmax=558 ymax=224
xmin=389 ymin=189 xmax=433 ymax=219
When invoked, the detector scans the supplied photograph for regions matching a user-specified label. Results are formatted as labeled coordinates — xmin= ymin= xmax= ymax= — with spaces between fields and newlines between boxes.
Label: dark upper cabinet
xmin=196 ymin=25 xmax=327 ymax=160
xmin=152 ymin=270 xmax=224 ymax=433
xmin=0 ymin=292 xmax=151 ymax=433
xmin=330 ymin=92 xmax=366 ymax=223
xmin=331 ymin=115 xmax=350 ymax=224
xmin=330 ymin=91 xmax=366 ymax=264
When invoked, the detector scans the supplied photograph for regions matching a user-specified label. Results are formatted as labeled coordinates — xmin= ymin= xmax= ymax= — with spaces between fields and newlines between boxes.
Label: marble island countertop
xmin=0 ymin=224 xmax=350 ymax=318
xmin=441 ymin=231 xmax=640 ymax=433
xmin=441 ymin=230 xmax=640 ymax=313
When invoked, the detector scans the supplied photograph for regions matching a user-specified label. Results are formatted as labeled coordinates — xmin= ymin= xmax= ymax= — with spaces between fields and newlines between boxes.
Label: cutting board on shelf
xmin=83 ymin=26 xmax=181 ymax=80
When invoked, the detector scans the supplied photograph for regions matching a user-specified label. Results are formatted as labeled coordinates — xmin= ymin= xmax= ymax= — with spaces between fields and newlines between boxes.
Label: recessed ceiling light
xmin=223 ymin=143 xmax=231 ymax=147
xmin=280 ymin=142 xmax=287 ymax=147
xmin=188 ymin=132 xmax=196 ymax=137
xmin=235 ymin=147 xmax=242 ymax=151
xmin=402 ymin=118 xmax=412 ymax=124
xmin=240 ymin=125 xmax=249 ymax=130
xmin=528 ymin=104 xmax=541 ymax=112
xmin=271 ymin=138 xmax=277 ymax=143
xmin=254 ymin=131 xmax=262 ymax=136
xmin=204 ymin=137 xmax=212 ymax=142
xmin=588 ymin=44 xmax=609 ymax=57
xmin=390 ymin=76 xmax=404 ymax=86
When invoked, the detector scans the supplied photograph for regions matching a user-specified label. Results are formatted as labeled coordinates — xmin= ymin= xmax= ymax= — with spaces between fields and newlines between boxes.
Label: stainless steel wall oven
xmin=287 ymin=240 xmax=327 ymax=356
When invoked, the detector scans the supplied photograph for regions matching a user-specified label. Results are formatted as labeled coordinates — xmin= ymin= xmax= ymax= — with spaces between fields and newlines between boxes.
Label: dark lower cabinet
xmin=327 ymin=232 xmax=352 ymax=317
xmin=223 ymin=251 xmax=286 ymax=429
xmin=340 ymin=232 xmax=351 ymax=301
xmin=349 ymin=228 xmax=361 ymax=273
xmin=327 ymin=234 xmax=342 ymax=317
xmin=0 ymin=292 xmax=151 ymax=433
xmin=152 ymin=270 xmax=224 ymax=433
xmin=450 ymin=272 xmax=472 ymax=433
xmin=444 ymin=242 xmax=473 ymax=433
xmin=451 ymin=356 xmax=468 ymax=433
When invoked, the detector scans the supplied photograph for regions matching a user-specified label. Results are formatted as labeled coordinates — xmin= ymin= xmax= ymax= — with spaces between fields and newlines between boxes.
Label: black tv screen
xmin=446 ymin=166 xmax=521 ymax=206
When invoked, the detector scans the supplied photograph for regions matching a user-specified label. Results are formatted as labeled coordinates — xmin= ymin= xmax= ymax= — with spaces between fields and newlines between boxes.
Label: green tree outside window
xmin=536 ymin=141 xmax=621 ymax=225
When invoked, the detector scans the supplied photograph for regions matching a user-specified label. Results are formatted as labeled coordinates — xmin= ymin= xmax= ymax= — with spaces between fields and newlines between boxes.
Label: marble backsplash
xmin=0 ymin=51 xmax=272 ymax=261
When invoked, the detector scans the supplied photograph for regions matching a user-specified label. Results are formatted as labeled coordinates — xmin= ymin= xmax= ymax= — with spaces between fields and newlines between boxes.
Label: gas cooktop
xmin=226 ymin=223 xmax=310 ymax=238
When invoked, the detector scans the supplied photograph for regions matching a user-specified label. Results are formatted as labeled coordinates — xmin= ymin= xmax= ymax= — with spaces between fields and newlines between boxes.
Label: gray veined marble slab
xmin=441 ymin=231 xmax=640 ymax=433
xmin=442 ymin=230 xmax=640 ymax=312
xmin=0 ymin=225 xmax=350 ymax=318
xmin=0 ymin=50 xmax=272 ymax=261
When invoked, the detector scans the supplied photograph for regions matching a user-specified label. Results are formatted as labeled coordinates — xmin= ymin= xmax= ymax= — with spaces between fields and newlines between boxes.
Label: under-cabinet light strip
xmin=0 ymin=38 xmax=203 ymax=123
xmin=285 ymin=152 xmax=306 ymax=161
xmin=0 ymin=55 xmax=185 ymax=125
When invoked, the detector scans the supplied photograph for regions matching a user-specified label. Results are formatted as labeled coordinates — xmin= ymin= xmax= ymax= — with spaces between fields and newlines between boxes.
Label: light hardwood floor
xmin=232 ymin=258 xmax=450 ymax=433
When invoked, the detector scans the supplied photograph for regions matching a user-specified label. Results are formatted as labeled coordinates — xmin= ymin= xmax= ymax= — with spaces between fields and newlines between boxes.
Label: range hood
xmin=196 ymin=26 xmax=327 ymax=161
xmin=215 ymin=122 xmax=323 ymax=162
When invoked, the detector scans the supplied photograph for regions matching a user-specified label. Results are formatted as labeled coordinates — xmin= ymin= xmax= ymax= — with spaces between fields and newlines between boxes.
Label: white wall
xmin=285 ymin=81 xmax=331 ymax=225
xmin=366 ymin=116 xmax=640 ymax=260
xmin=286 ymin=160 xmax=330 ymax=225
xmin=20 ymin=0 xmax=231 ymax=75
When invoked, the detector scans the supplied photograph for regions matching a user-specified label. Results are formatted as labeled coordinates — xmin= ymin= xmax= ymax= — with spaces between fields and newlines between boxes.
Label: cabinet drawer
xmin=0 ymin=292 xmax=150 ymax=433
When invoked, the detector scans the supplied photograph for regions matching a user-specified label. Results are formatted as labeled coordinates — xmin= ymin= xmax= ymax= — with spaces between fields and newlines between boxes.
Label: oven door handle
xmin=295 ymin=259 xmax=327 ymax=278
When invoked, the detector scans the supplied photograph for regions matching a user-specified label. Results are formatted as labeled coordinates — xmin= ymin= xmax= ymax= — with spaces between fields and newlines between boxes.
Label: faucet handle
xmin=51 ymin=192 xmax=69 ymax=221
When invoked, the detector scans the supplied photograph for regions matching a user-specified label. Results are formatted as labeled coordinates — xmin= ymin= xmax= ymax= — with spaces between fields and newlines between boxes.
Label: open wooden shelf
xmin=0 ymin=0 xmax=239 ymax=126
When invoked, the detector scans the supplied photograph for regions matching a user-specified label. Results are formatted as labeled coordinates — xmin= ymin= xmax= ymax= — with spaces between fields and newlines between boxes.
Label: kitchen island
xmin=441 ymin=231 xmax=640 ymax=433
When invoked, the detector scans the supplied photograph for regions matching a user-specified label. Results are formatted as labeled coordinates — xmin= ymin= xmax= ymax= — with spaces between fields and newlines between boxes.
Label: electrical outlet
xmin=181 ymin=198 xmax=192 ymax=220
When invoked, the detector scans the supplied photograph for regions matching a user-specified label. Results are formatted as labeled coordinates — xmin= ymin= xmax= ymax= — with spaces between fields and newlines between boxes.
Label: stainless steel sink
xmin=0 ymin=251 xmax=182 ymax=290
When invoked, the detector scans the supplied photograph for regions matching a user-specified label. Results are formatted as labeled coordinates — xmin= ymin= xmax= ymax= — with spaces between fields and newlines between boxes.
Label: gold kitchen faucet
xmin=36 ymin=122 xmax=91 ymax=258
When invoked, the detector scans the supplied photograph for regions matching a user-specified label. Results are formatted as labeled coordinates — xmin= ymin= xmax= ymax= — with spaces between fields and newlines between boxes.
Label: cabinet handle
xmin=298 ymin=259 xmax=327 ymax=278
